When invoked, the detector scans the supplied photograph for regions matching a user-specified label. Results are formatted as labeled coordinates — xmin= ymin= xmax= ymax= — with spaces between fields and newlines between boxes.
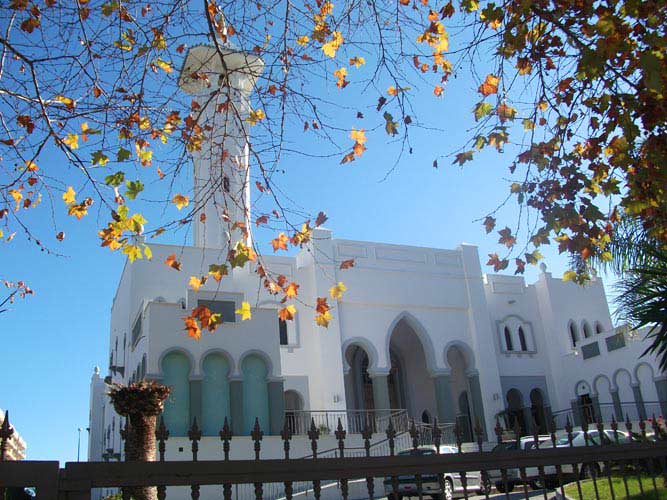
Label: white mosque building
xmin=88 ymin=44 xmax=667 ymax=469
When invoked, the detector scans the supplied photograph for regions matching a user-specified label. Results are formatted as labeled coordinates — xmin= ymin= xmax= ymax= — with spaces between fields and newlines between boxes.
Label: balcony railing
xmin=284 ymin=409 xmax=409 ymax=435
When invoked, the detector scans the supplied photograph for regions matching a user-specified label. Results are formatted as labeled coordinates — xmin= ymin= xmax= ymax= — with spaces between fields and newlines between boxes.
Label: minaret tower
xmin=178 ymin=43 xmax=264 ymax=249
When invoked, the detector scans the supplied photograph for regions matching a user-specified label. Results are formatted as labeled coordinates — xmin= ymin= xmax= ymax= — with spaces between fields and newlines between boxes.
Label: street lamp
xmin=77 ymin=427 xmax=83 ymax=461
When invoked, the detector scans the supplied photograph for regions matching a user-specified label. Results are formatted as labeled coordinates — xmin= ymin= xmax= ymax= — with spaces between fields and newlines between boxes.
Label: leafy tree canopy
xmin=1 ymin=0 xmax=665 ymax=331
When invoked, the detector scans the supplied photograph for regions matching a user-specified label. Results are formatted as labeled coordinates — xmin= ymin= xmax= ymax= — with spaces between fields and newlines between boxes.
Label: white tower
xmin=178 ymin=44 xmax=264 ymax=249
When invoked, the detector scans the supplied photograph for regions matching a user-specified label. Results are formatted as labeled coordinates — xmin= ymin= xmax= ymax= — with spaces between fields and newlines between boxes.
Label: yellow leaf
xmin=563 ymin=270 xmax=577 ymax=282
xmin=279 ymin=304 xmax=297 ymax=321
xmin=350 ymin=128 xmax=367 ymax=145
xmin=25 ymin=160 xmax=38 ymax=171
xmin=247 ymin=108 xmax=266 ymax=126
xmin=349 ymin=56 xmax=365 ymax=68
xmin=62 ymin=186 xmax=76 ymax=204
xmin=123 ymin=244 xmax=142 ymax=262
xmin=315 ymin=310 xmax=332 ymax=327
xmin=154 ymin=58 xmax=173 ymax=73
xmin=296 ymin=35 xmax=310 ymax=46
xmin=387 ymin=86 xmax=399 ymax=96
xmin=329 ymin=281 xmax=347 ymax=300
xmin=235 ymin=301 xmax=252 ymax=321
xmin=63 ymin=133 xmax=79 ymax=149
xmin=189 ymin=275 xmax=202 ymax=292
xmin=55 ymin=95 xmax=75 ymax=108
xmin=172 ymin=194 xmax=189 ymax=210
xmin=321 ymin=31 xmax=343 ymax=58
xmin=478 ymin=74 xmax=499 ymax=96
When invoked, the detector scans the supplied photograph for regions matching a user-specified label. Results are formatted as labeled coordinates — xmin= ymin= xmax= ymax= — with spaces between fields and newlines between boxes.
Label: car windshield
xmin=398 ymin=448 xmax=436 ymax=456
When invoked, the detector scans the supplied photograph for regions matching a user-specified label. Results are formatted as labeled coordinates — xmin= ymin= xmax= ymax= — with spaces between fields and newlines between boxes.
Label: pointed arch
xmin=568 ymin=320 xmax=580 ymax=347
xmin=582 ymin=321 xmax=593 ymax=339
xmin=238 ymin=349 xmax=275 ymax=378
xmin=518 ymin=326 xmax=528 ymax=351
xmin=504 ymin=326 xmax=514 ymax=351
xmin=384 ymin=312 xmax=438 ymax=374
xmin=443 ymin=340 xmax=476 ymax=371
xmin=342 ymin=337 xmax=380 ymax=373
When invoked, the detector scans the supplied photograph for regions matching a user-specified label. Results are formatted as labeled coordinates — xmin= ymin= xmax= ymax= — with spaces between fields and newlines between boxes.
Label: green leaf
xmin=383 ymin=112 xmax=398 ymax=136
xmin=92 ymin=150 xmax=109 ymax=166
xmin=117 ymin=147 xmax=131 ymax=162
xmin=473 ymin=102 xmax=493 ymax=121
xmin=105 ymin=171 xmax=125 ymax=187
xmin=125 ymin=179 xmax=144 ymax=200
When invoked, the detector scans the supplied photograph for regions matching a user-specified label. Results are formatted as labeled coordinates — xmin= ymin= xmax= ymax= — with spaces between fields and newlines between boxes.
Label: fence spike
xmin=281 ymin=418 xmax=293 ymax=459
xmin=361 ymin=417 xmax=372 ymax=457
xmin=308 ymin=417 xmax=320 ymax=458
xmin=651 ymin=414 xmax=661 ymax=439
xmin=494 ymin=417 xmax=503 ymax=445
xmin=335 ymin=418 xmax=346 ymax=458
xmin=219 ymin=416 xmax=232 ymax=461
xmin=0 ymin=410 xmax=14 ymax=462
xmin=251 ymin=417 xmax=264 ymax=460
xmin=188 ymin=417 xmax=202 ymax=461
xmin=549 ymin=414 xmax=557 ymax=447
xmin=610 ymin=414 xmax=619 ymax=444
xmin=513 ymin=417 xmax=522 ymax=446
xmin=409 ymin=419 xmax=419 ymax=451
xmin=565 ymin=416 xmax=573 ymax=447
xmin=474 ymin=417 xmax=484 ymax=452
xmin=625 ymin=413 xmax=633 ymax=441
xmin=639 ymin=416 xmax=647 ymax=439
xmin=596 ymin=416 xmax=605 ymax=442
xmin=432 ymin=417 xmax=442 ymax=452
xmin=156 ymin=416 xmax=169 ymax=462
xmin=386 ymin=418 xmax=396 ymax=456
xmin=453 ymin=420 xmax=462 ymax=453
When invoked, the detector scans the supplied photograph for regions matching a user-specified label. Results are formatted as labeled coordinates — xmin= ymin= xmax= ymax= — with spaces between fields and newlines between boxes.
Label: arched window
xmin=242 ymin=355 xmax=270 ymax=434
xmin=595 ymin=322 xmax=604 ymax=334
xmin=518 ymin=327 xmax=528 ymax=351
xmin=202 ymin=353 xmax=231 ymax=436
xmin=569 ymin=322 xmax=580 ymax=347
xmin=582 ymin=321 xmax=592 ymax=338
xmin=161 ymin=351 xmax=191 ymax=436
xmin=504 ymin=326 xmax=514 ymax=351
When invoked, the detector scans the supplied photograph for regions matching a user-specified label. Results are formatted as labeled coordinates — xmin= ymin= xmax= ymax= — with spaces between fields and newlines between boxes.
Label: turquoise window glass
xmin=202 ymin=353 xmax=231 ymax=436
xmin=241 ymin=355 xmax=269 ymax=434
xmin=161 ymin=351 xmax=190 ymax=436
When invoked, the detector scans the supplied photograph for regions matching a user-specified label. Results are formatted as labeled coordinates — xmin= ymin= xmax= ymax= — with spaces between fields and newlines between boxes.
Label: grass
xmin=564 ymin=474 xmax=667 ymax=500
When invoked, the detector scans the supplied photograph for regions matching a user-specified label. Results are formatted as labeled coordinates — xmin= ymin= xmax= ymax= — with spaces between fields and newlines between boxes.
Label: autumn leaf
xmin=271 ymin=232 xmax=289 ymax=251
xmin=154 ymin=58 xmax=173 ymax=73
xmin=296 ymin=35 xmax=310 ymax=46
xmin=164 ymin=253 xmax=182 ymax=271
xmin=383 ymin=112 xmax=398 ymax=136
xmin=63 ymin=133 xmax=79 ymax=149
xmin=55 ymin=95 xmax=75 ymax=109
xmin=497 ymin=227 xmax=516 ymax=248
xmin=487 ymin=253 xmax=509 ymax=272
xmin=62 ymin=186 xmax=76 ymax=205
xmin=339 ymin=259 xmax=355 ymax=269
xmin=284 ymin=281 xmax=299 ymax=298
xmin=349 ymin=56 xmax=365 ymax=68
xmin=483 ymin=216 xmax=496 ymax=234
xmin=279 ymin=304 xmax=296 ymax=321
xmin=333 ymin=67 xmax=349 ymax=89
xmin=183 ymin=316 xmax=201 ymax=340
xmin=208 ymin=263 xmax=228 ymax=282
xmin=315 ymin=310 xmax=333 ymax=327
xmin=172 ymin=194 xmax=189 ymax=210
xmin=315 ymin=211 xmax=328 ymax=227
xmin=236 ymin=301 xmax=252 ymax=321
xmin=453 ymin=151 xmax=474 ymax=166
xmin=321 ymin=31 xmax=343 ymax=58
xmin=329 ymin=281 xmax=347 ymax=300
xmin=478 ymin=74 xmax=499 ymax=96
xmin=247 ymin=108 xmax=266 ymax=125
xmin=387 ymin=86 xmax=399 ymax=96
xmin=497 ymin=103 xmax=517 ymax=123
xmin=189 ymin=275 xmax=203 ymax=292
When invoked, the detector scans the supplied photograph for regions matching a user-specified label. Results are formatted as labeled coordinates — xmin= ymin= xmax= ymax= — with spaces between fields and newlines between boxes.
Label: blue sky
xmin=0 ymin=18 xmax=614 ymax=464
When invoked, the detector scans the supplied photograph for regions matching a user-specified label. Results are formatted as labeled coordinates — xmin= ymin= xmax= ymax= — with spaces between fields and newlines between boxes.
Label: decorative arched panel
xmin=161 ymin=351 xmax=191 ymax=436
xmin=241 ymin=354 xmax=270 ymax=434
xmin=201 ymin=352 xmax=231 ymax=436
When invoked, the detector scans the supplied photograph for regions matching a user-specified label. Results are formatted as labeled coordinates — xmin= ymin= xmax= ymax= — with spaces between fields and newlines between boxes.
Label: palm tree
xmin=576 ymin=216 xmax=667 ymax=371
xmin=108 ymin=381 xmax=171 ymax=500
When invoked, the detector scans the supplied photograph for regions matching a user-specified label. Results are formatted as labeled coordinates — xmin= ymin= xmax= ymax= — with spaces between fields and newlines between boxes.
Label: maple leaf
xmin=497 ymin=103 xmax=517 ymax=123
xmin=25 ymin=161 xmax=38 ymax=172
xmin=483 ymin=216 xmax=496 ymax=234
xmin=349 ymin=56 xmax=365 ymax=68
xmin=63 ymin=133 xmax=79 ymax=149
xmin=228 ymin=241 xmax=256 ymax=268
xmin=154 ymin=58 xmax=173 ymax=73
xmin=329 ymin=281 xmax=347 ymax=300
xmin=189 ymin=275 xmax=203 ymax=292
xmin=387 ymin=86 xmax=399 ymax=96
xmin=208 ymin=263 xmax=228 ymax=282
xmin=247 ymin=108 xmax=266 ymax=125
xmin=62 ymin=186 xmax=76 ymax=205
xmin=296 ymin=35 xmax=310 ymax=46
xmin=383 ymin=112 xmax=398 ymax=136
xmin=339 ymin=259 xmax=355 ymax=269
xmin=164 ymin=253 xmax=182 ymax=271
xmin=271 ymin=232 xmax=289 ymax=251
xmin=172 ymin=194 xmax=189 ymax=210
xmin=55 ymin=95 xmax=75 ymax=109
xmin=350 ymin=128 xmax=367 ymax=145
xmin=453 ymin=151 xmax=474 ymax=166
xmin=321 ymin=31 xmax=343 ymax=58
xmin=235 ymin=301 xmax=252 ymax=321
xmin=433 ymin=85 xmax=444 ymax=97
xmin=487 ymin=253 xmax=509 ymax=272
xmin=333 ymin=67 xmax=349 ymax=89
xmin=497 ymin=227 xmax=516 ymax=248
xmin=279 ymin=304 xmax=296 ymax=321
xmin=316 ymin=310 xmax=333 ymax=327
xmin=255 ymin=215 xmax=269 ymax=226
xmin=315 ymin=211 xmax=328 ymax=227
xmin=284 ymin=282 xmax=299 ymax=298
xmin=183 ymin=316 xmax=201 ymax=340
xmin=514 ymin=258 xmax=526 ymax=275
xmin=478 ymin=74 xmax=499 ymax=96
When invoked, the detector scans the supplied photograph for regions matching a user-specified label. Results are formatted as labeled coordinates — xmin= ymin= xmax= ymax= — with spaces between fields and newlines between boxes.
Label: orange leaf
xmin=279 ymin=304 xmax=297 ymax=321
xmin=164 ymin=253 xmax=182 ymax=271
xmin=478 ymin=74 xmax=499 ymax=96
xmin=339 ymin=259 xmax=355 ymax=269
xmin=284 ymin=282 xmax=300 ymax=298
xmin=271 ymin=232 xmax=289 ymax=251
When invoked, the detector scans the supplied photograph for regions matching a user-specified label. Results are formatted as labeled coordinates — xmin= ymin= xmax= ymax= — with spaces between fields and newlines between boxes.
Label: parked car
xmin=554 ymin=429 xmax=633 ymax=478
xmin=487 ymin=436 xmax=553 ymax=493
xmin=383 ymin=445 xmax=491 ymax=500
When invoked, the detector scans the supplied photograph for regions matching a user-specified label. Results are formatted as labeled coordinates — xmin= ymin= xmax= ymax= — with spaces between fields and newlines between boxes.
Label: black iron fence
xmin=3 ymin=410 xmax=667 ymax=500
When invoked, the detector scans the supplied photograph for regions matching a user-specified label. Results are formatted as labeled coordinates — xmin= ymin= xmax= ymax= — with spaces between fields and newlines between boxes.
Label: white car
xmin=383 ymin=445 xmax=491 ymax=500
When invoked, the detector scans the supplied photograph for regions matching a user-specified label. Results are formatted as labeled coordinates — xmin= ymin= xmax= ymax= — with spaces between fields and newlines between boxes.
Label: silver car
xmin=383 ymin=445 xmax=491 ymax=500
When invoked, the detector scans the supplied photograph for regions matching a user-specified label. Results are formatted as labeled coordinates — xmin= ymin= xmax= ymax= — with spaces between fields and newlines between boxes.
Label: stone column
xmin=654 ymin=378 xmax=667 ymax=417
xmin=268 ymin=380 xmax=285 ymax=435
xmin=370 ymin=372 xmax=391 ymax=430
xmin=189 ymin=378 xmax=202 ymax=430
xmin=468 ymin=372 xmax=487 ymax=440
xmin=344 ymin=371 xmax=356 ymax=411
xmin=610 ymin=390 xmax=624 ymax=421
xmin=230 ymin=378 xmax=244 ymax=435
xmin=632 ymin=384 xmax=647 ymax=420
xmin=433 ymin=373 xmax=457 ymax=424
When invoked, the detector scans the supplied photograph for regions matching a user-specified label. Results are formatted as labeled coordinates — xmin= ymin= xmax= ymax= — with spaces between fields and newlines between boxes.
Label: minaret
xmin=178 ymin=43 xmax=264 ymax=249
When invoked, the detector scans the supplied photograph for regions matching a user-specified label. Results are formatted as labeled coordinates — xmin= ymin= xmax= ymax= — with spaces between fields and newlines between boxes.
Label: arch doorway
xmin=530 ymin=389 xmax=547 ymax=433
xmin=284 ymin=390 xmax=304 ymax=434
xmin=506 ymin=389 xmax=526 ymax=436
xmin=345 ymin=345 xmax=375 ymax=411
xmin=388 ymin=317 xmax=435 ymax=420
